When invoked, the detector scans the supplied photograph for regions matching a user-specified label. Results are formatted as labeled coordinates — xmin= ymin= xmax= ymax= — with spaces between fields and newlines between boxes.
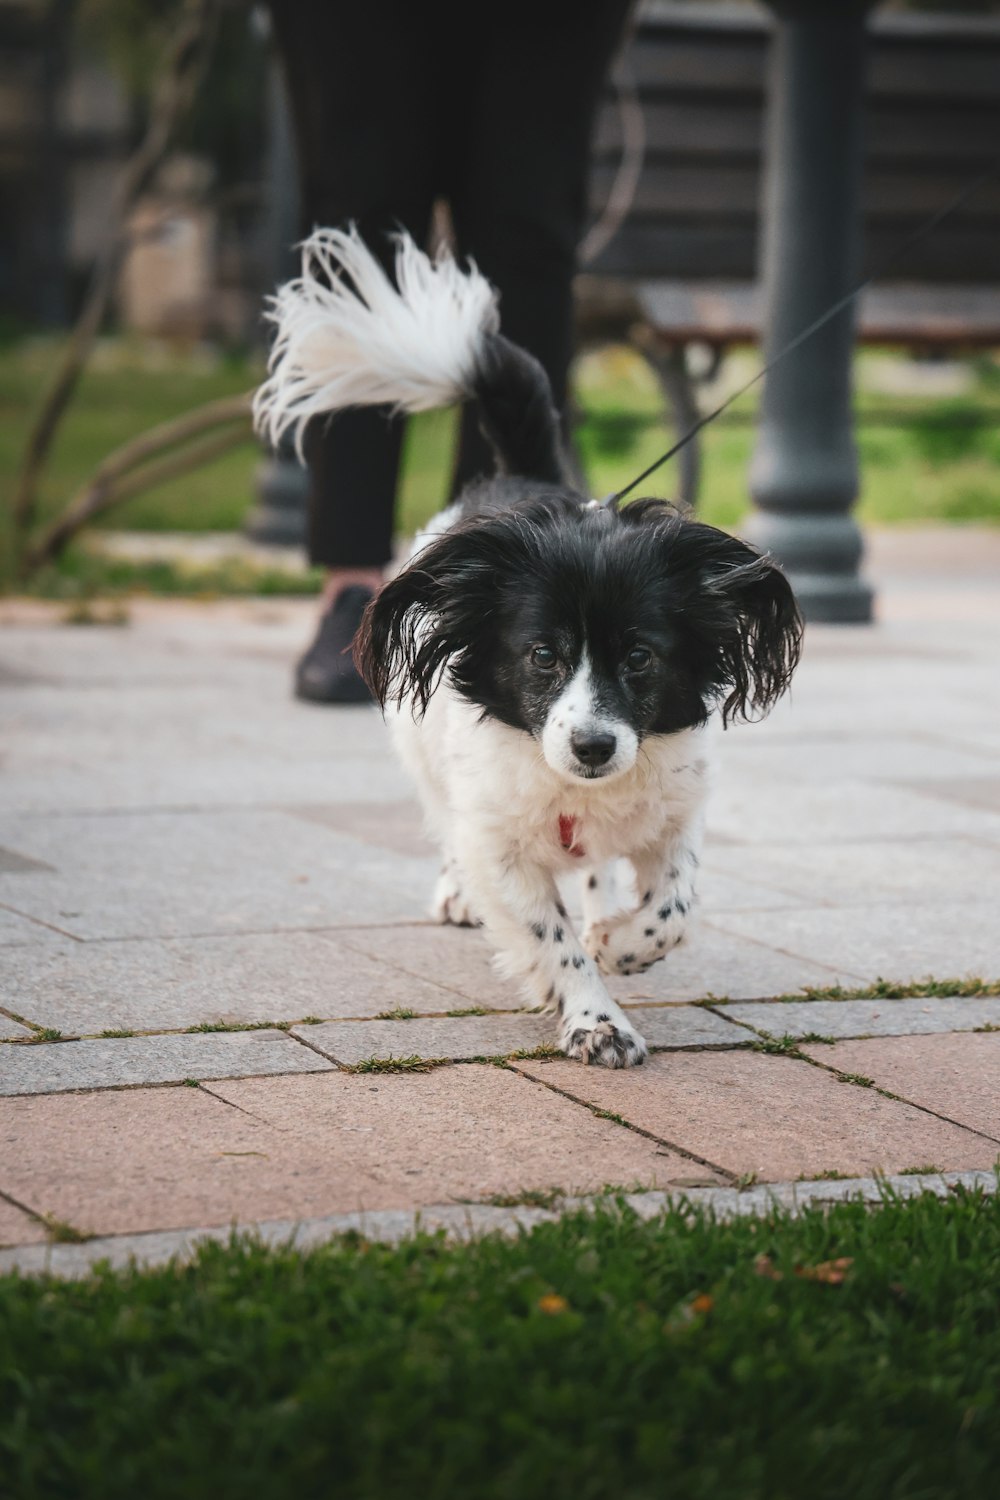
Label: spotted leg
xmin=431 ymin=852 xmax=481 ymax=927
xmin=584 ymin=828 xmax=702 ymax=977
xmin=580 ymin=861 xmax=624 ymax=933
xmin=453 ymin=832 xmax=647 ymax=1067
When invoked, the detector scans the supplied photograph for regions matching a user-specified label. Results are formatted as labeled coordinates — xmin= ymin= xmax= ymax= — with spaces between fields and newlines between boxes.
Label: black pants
xmin=268 ymin=0 xmax=632 ymax=568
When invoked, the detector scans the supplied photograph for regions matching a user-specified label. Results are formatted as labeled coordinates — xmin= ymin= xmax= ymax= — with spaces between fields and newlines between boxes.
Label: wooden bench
xmin=580 ymin=0 xmax=1000 ymax=503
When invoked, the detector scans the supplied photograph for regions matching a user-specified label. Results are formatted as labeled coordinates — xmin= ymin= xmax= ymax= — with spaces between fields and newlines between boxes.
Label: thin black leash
xmin=609 ymin=158 xmax=1000 ymax=506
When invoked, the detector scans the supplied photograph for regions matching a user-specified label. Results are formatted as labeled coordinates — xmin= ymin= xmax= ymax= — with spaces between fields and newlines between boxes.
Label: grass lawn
xmin=3 ymin=337 xmax=1000 ymax=595
xmin=2 ymin=1188 xmax=1000 ymax=1499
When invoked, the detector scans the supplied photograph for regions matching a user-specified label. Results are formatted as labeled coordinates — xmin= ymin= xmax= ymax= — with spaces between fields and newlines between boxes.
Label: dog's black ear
xmin=701 ymin=534 xmax=803 ymax=724
xmin=354 ymin=516 xmax=526 ymax=714
xmin=623 ymin=502 xmax=803 ymax=724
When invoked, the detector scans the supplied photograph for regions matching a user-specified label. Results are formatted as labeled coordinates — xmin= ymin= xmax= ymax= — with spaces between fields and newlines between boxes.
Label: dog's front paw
xmin=431 ymin=865 xmax=481 ymax=928
xmin=560 ymin=1012 xmax=647 ymax=1068
xmin=584 ymin=904 xmax=685 ymax=976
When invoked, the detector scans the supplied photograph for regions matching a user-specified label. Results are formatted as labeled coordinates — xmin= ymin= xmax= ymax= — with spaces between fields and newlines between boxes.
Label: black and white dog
xmin=255 ymin=228 xmax=802 ymax=1068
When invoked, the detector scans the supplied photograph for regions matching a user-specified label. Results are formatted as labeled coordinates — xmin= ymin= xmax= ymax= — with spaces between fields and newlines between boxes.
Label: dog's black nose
xmin=571 ymin=730 xmax=617 ymax=767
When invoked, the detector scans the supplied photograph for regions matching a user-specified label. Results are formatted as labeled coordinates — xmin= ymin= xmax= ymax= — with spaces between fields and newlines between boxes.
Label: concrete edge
xmin=2 ymin=1169 xmax=996 ymax=1279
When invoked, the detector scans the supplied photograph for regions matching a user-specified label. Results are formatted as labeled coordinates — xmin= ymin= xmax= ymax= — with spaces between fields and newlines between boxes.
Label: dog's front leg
xmin=455 ymin=833 xmax=647 ymax=1068
xmin=584 ymin=828 xmax=702 ymax=978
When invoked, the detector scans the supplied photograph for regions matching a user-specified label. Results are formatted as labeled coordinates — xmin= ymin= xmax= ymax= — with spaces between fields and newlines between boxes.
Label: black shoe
xmin=295 ymin=585 xmax=374 ymax=704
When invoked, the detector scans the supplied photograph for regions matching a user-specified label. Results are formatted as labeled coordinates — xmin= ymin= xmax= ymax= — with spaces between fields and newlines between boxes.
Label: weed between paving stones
xmin=5 ymin=1189 xmax=1000 ymax=1498
xmin=37 ymin=1213 xmax=93 ymax=1245
xmin=704 ymin=976 xmax=1000 ymax=1006
xmin=348 ymin=1055 xmax=436 ymax=1075
xmin=347 ymin=1043 xmax=563 ymax=1074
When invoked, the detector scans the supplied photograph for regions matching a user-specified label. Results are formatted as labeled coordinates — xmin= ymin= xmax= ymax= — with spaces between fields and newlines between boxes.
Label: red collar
xmin=558 ymin=814 xmax=586 ymax=858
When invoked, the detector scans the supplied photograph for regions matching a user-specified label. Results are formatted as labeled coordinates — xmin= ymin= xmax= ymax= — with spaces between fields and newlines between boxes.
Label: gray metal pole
xmin=748 ymin=0 xmax=875 ymax=623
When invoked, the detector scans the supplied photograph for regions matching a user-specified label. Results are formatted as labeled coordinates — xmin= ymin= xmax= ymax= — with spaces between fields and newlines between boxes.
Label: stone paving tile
xmin=608 ymin=923 xmax=860 ymax=1004
xmin=292 ymin=1013 xmax=553 ymax=1066
xmin=0 ymin=845 xmax=55 ymax=874
xmin=341 ymin=918 xmax=851 ymax=1011
xmin=206 ymin=1068 xmax=720 ymax=1200
xmin=0 ymin=1194 xmax=47 ymax=1247
xmin=293 ymin=1004 xmax=753 ymax=1065
xmin=0 ymin=605 xmax=315 ymax=689
xmin=0 ymin=1030 xmax=332 ymax=1097
xmin=717 ymin=996 xmax=1000 ymax=1041
xmin=0 ymin=810 xmax=427 ymax=939
xmin=0 ymin=1087 xmax=306 ymax=1237
xmin=898 ymin=778 xmax=1000 ymax=816
xmin=289 ymin=800 xmax=434 ymax=859
xmin=720 ymin=734 xmax=1000 ymax=788
xmin=0 ymin=905 xmax=62 ymax=947
xmin=703 ymin=837 xmax=1000 ymax=910
xmin=695 ymin=868 xmax=810 ymax=912
xmin=801 ymin=1033 xmax=1000 ymax=1143
xmin=706 ymin=777 xmax=1000 ymax=847
xmin=628 ymin=1005 xmax=754 ymax=1049
xmin=336 ymin=924 xmax=516 ymax=1009
xmin=0 ymin=930 xmax=463 ymax=1034
xmin=0 ymin=1188 xmax=48 ymax=1248
xmin=515 ymin=1051 xmax=999 ymax=1181
xmin=0 ymin=1014 xmax=34 ymax=1040
xmin=0 ymin=1068 xmax=714 ymax=1238
xmin=0 ymin=756 xmax=412 ymax=817
xmin=715 ymin=905 xmax=1000 ymax=984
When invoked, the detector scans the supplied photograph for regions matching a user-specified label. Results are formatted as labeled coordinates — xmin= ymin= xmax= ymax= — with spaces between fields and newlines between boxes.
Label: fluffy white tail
xmin=253 ymin=227 xmax=500 ymax=456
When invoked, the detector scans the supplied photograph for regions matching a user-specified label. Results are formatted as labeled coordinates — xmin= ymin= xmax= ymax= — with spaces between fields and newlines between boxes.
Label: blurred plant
xmin=908 ymin=401 xmax=988 ymax=466
xmin=10 ymin=0 xmax=225 ymax=582
xmin=77 ymin=0 xmax=189 ymax=100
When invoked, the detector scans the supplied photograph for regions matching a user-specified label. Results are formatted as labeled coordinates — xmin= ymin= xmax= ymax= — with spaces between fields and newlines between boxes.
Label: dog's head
xmin=356 ymin=498 xmax=802 ymax=783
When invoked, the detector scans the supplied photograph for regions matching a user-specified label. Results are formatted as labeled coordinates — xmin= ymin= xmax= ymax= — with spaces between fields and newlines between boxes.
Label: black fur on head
xmin=355 ymin=488 xmax=803 ymax=734
xmin=619 ymin=498 xmax=803 ymax=725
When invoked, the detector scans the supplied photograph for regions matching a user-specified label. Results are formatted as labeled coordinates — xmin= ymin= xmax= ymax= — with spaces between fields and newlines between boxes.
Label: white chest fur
xmin=389 ymin=686 xmax=714 ymax=872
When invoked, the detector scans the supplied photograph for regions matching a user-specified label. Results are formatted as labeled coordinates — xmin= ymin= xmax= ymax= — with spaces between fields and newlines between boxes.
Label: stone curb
xmin=2 ymin=1169 xmax=994 ymax=1279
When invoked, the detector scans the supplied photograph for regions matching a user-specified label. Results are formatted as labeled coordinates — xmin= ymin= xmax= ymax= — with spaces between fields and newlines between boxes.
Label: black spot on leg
xmin=557 ymin=996 xmax=565 ymax=1017
xmin=676 ymin=898 xmax=689 ymax=916
xmin=553 ymin=926 xmax=564 ymax=943
xmin=587 ymin=876 xmax=598 ymax=890
xmin=658 ymin=905 xmax=672 ymax=921
xmin=560 ymin=956 xmax=569 ymax=968
xmin=642 ymin=890 xmax=653 ymax=905
xmin=620 ymin=953 xmax=635 ymax=966
xmin=572 ymin=955 xmax=585 ymax=970
xmin=545 ymin=985 xmax=555 ymax=1005
xmin=532 ymin=922 xmax=546 ymax=941
xmin=656 ymin=938 xmax=666 ymax=949
xmin=644 ymin=928 xmax=655 ymax=938
xmin=555 ymin=901 xmax=567 ymax=919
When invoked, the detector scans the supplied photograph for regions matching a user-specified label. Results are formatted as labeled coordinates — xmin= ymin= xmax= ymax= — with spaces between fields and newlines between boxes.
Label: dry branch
xmin=11 ymin=0 xmax=221 ymax=543
xmin=20 ymin=392 xmax=254 ymax=575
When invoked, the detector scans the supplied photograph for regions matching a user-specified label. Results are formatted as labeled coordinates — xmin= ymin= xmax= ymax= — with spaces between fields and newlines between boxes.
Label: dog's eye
xmin=626 ymin=646 xmax=652 ymax=672
xmin=530 ymin=645 xmax=557 ymax=669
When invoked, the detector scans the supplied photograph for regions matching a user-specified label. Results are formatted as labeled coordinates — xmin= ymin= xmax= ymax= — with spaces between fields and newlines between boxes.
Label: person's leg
xmin=447 ymin=1 xmax=633 ymax=492
xmin=266 ymin=1 xmax=443 ymax=695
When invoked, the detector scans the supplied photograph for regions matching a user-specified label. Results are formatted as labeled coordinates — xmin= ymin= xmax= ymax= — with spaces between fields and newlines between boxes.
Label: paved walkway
xmin=2 ymin=526 xmax=999 ymax=1272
